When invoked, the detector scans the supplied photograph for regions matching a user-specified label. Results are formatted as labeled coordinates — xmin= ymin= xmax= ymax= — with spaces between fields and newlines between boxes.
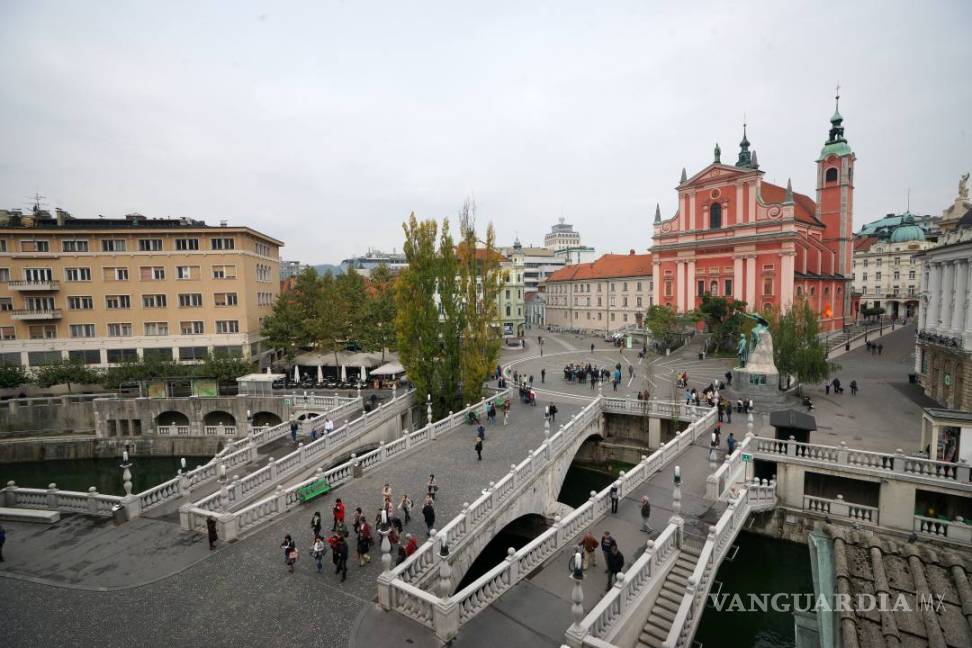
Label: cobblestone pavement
xmin=0 ymin=393 xmax=581 ymax=648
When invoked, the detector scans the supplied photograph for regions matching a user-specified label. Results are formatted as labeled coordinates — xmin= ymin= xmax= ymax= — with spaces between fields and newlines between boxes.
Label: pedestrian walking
xmin=725 ymin=370 xmax=733 ymax=386
xmin=422 ymin=497 xmax=436 ymax=536
xmin=475 ymin=438 xmax=483 ymax=461
xmin=206 ymin=516 xmax=218 ymax=550
xmin=878 ymin=344 xmax=883 ymax=355
xmin=850 ymin=380 xmax=858 ymax=396
xmin=503 ymin=399 xmax=510 ymax=425
xmin=476 ymin=423 xmax=486 ymax=441
xmin=335 ymin=535 xmax=349 ymax=581
xmin=312 ymin=535 xmax=326 ymax=573
xmin=396 ymin=545 xmax=407 ymax=566
xmin=581 ymin=531 xmax=598 ymax=569
xmin=600 ymin=531 xmax=617 ymax=572
xmin=357 ymin=520 xmax=373 ymax=566
xmin=550 ymin=404 xmax=558 ymax=423
xmin=281 ymin=534 xmax=297 ymax=573
xmin=405 ymin=533 xmax=418 ymax=556
xmin=609 ymin=483 xmax=620 ymax=514
xmin=727 ymin=432 xmax=736 ymax=454
xmin=714 ymin=422 xmax=722 ymax=446
xmin=529 ymin=375 xmax=534 ymax=386
xmin=541 ymin=368 xmax=546 ymax=384
xmin=290 ymin=418 xmax=299 ymax=443
xmin=0 ymin=524 xmax=5 ymax=562
xmin=399 ymin=494 xmax=412 ymax=525
xmin=332 ymin=498 xmax=345 ymax=531
xmin=606 ymin=544 xmax=625 ymax=592
xmin=311 ymin=511 xmax=322 ymax=539
xmin=427 ymin=474 xmax=438 ymax=500
xmin=640 ymin=496 xmax=652 ymax=533
xmin=324 ymin=417 xmax=334 ymax=435
xmin=591 ymin=343 xmax=595 ymax=354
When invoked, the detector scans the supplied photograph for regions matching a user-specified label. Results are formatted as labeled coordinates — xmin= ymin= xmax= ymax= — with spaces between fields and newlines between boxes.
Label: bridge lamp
xmin=674 ymin=465 xmax=681 ymax=486
xmin=571 ymin=550 xmax=584 ymax=580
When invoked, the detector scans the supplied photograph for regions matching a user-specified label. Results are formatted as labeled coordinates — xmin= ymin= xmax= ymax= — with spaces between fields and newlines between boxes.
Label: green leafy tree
xmin=457 ymin=200 xmax=501 ymax=406
xmin=362 ymin=264 xmax=398 ymax=361
xmin=433 ymin=219 xmax=464 ymax=416
xmin=201 ymin=354 xmax=256 ymax=384
xmin=698 ymin=295 xmax=748 ymax=353
xmin=646 ymin=305 xmax=678 ymax=348
xmin=0 ymin=364 xmax=31 ymax=389
xmin=34 ymin=360 xmax=103 ymax=392
xmin=261 ymin=267 xmax=321 ymax=361
xmin=397 ymin=213 xmax=443 ymax=420
xmin=770 ymin=299 xmax=834 ymax=389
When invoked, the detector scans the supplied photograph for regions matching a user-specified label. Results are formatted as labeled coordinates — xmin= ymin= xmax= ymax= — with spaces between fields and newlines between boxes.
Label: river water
xmin=694 ymin=531 xmax=813 ymax=648
xmin=0 ymin=456 xmax=212 ymax=496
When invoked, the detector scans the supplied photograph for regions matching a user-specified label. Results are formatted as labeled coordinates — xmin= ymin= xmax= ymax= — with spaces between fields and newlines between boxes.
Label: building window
xmin=178 ymin=293 xmax=203 ymax=307
xmin=21 ymin=240 xmax=50 ymax=252
xmin=175 ymin=238 xmax=199 ymax=251
xmin=709 ymin=203 xmax=722 ymax=229
xmin=875 ymin=272 xmax=882 ymax=281
xmin=62 ymin=240 xmax=89 ymax=252
xmin=762 ymin=278 xmax=774 ymax=296
xmin=65 ymin=267 xmax=92 ymax=282
xmin=664 ymin=281 xmax=672 ymax=297
xmin=104 ymin=267 xmax=129 ymax=281
xmin=908 ymin=270 xmax=916 ymax=280
xmin=810 ymin=287 xmax=816 ymax=296
xmin=107 ymin=348 xmax=138 ymax=363
xmin=144 ymin=322 xmax=169 ymax=336
xmin=143 ymin=294 xmax=167 ymax=308
xmin=179 ymin=346 xmax=208 ymax=361
xmin=0 ymin=297 xmax=11 ymax=311
xmin=216 ymin=320 xmax=239 ymax=334
xmin=107 ymin=323 xmax=133 ymax=337
xmin=724 ymin=279 xmax=733 ymax=296
xmin=67 ymin=296 xmax=94 ymax=310
xmin=180 ymin=321 xmax=205 ymax=335
xmin=138 ymin=239 xmax=163 ymax=251
xmin=825 ymin=167 xmax=839 ymax=183
xmin=214 ymin=292 xmax=238 ymax=306
xmin=24 ymin=267 xmax=53 ymax=282
xmin=0 ymin=268 xmax=8 ymax=282
xmin=636 ymin=296 xmax=642 ymax=307
xmin=697 ymin=280 xmax=705 ymax=296
xmin=622 ymin=296 xmax=628 ymax=307
xmin=211 ymin=238 xmax=235 ymax=250
xmin=69 ymin=324 xmax=97 ymax=338
xmin=176 ymin=265 xmax=199 ymax=280
xmin=69 ymin=350 xmax=102 ymax=365
xmin=25 ymin=296 xmax=55 ymax=311
xmin=212 ymin=265 xmax=237 ymax=280
xmin=862 ymin=272 xmax=868 ymax=282
xmin=710 ymin=280 xmax=718 ymax=295
xmin=140 ymin=266 xmax=166 ymax=280
xmin=28 ymin=325 xmax=58 ymax=340
xmin=610 ymin=313 xmax=615 ymax=321
xmin=0 ymin=326 xmax=15 ymax=340
xmin=105 ymin=295 xmax=131 ymax=309
xmin=28 ymin=350 xmax=62 ymax=365
xmin=0 ymin=241 xmax=5 ymax=252
xmin=101 ymin=239 xmax=127 ymax=252
xmin=143 ymin=348 xmax=174 ymax=361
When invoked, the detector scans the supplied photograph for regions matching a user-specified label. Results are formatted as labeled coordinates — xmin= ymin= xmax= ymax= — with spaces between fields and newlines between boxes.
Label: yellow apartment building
xmin=0 ymin=208 xmax=282 ymax=368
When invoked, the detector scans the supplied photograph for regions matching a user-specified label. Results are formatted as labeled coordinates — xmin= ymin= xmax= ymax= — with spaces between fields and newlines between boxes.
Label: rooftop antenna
xmin=835 ymin=82 xmax=840 ymax=111
xmin=907 ymin=188 xmax=911 ymax=212
xmin=25 ymin=192 xmax=47 ymax=212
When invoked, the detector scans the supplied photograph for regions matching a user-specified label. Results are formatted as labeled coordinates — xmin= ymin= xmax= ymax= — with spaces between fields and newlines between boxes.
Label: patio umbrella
xmin=340 ymin=365 xmax=347 ymax=382
xmin=361 ymin=365 xmax=368 ymax=383
xmin=293 ymin=364 xmax=300 ymax=382
xmin=317 ymin=365 xmax=324 ymax=384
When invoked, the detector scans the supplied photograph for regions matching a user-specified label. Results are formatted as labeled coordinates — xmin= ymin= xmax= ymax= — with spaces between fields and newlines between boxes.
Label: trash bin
xmin=112 ymin=504 xmax=129 ymax=525
xmin=908 ymin=373 xmax=917 ymax=384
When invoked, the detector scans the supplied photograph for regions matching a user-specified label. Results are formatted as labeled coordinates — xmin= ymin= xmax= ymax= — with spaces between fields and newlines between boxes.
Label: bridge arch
xmin=156 ymin=411 xmax=190 ymax=427
xmin=203 ymin=410 xmax=236 ymax=426
xmin=296 ymin=412 xmax=320 ymax=421
xmin=252 ymin=411 xmax=282 ymax=427
xmin=453 ymin=513 xmax=551 ymax=592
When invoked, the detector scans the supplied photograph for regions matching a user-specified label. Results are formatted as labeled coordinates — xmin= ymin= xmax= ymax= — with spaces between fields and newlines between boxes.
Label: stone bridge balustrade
xmin=381 ymin=398 xmax=719 ymax=641
xmin=3 ymin=481 xmax=123 ymax=517
xmin=182 ymin=391 xmax=513 ymax=540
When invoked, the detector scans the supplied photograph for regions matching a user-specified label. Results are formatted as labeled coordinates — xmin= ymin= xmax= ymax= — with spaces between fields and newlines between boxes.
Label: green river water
xmin=0 ymin=456 xmax=212 ymax=496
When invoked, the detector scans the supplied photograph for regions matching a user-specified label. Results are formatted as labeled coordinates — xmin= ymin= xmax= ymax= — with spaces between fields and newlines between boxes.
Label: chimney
xmin=629 ymin=249 xmax=635 ymax=255
xmin=220 ymin=220 xmax=228 ymax=227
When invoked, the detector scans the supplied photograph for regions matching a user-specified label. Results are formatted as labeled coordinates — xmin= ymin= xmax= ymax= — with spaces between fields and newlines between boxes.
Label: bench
xmin=0 ymin=507 xmax=60 ymax=524
xmin=296 ymin=479 xmax=331 ymax=503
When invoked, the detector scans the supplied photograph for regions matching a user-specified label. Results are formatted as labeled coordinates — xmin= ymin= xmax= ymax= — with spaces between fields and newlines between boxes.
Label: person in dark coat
xmin=0 ymin=524 xmax=6 ymax=562
xmin=475 ymin=438 xmax=483 ymax=461
xmin=311 ymin=511 xmax=322 ymax=539
xmin=206 ymin=516 xmax=218 ymax=550
xmin=605 ymin=544 xmax=625 ymax=592
xmin=422 ymin=497 xmax=436 ymax=536
xmin=335 ymin=535 xmax=349 ymax=581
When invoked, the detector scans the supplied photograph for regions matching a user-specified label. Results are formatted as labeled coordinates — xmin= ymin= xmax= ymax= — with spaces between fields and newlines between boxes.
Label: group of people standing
xmin=278 ymin=476 xmax=441 ymax=581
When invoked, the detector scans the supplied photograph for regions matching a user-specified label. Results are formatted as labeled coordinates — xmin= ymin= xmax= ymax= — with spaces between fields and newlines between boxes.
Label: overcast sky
xmin=1 ymin=1 xmax=969 ymax=263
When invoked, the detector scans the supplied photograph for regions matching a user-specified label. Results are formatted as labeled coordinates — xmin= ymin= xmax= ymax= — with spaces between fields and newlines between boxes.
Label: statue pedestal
xmin=732 ymin=329 xmax=788 ymax=410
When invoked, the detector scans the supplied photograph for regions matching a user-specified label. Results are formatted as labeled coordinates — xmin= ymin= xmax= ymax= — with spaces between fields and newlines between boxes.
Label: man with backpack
xmin=606 ymin=543 xmax=625 ymax=592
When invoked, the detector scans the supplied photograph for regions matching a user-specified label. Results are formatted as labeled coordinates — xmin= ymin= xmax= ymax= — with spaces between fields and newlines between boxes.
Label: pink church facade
xmin=650 ymin=106 xmax=856 ymax=332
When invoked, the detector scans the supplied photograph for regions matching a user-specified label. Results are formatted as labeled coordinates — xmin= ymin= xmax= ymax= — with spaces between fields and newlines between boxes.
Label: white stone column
xmin=925 ymin=262 xmax=941 ymax=332
xmin=951 ymin=260 xmax=968 ymax=334
xmin=734 ymin=257 xmax=744 ymax=301
xmin=941 ymin=261 xmax=955 ymax=332
xmin=686 ymin=259 xmax=696 ymax=311
xmin=780 ymin=252 xmax=795 ymax=311
xmin=964 ymin=263 xmax=972 ymax=346
xmin=652 ymin=261 xmax=661 ymax=309
xmin=676 ymin=261 xmax=685 ymax=313
xmin=745 ymin=256 xmax=757 ymax=309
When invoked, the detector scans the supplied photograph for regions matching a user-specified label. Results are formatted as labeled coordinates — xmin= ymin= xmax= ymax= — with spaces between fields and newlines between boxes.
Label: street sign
xmin=741 ymin=452 xmax=753 ymax=463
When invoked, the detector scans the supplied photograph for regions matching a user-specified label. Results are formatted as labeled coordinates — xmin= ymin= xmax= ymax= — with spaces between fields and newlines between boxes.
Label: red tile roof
xmin=545 ymin=252 xmax=653 ymax=282
xmin=760 ymin=181 xmax=822 ymax=226
xmin=854 ymin=236 xmax=880 ymax=252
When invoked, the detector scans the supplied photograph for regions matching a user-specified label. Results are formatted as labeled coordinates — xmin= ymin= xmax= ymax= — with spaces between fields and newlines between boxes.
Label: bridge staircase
xmin=638 ymin=545 xmax=701 ymax=648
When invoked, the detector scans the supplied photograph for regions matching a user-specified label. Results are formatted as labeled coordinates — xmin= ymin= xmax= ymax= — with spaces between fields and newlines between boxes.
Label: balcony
xmin=7 ymin=279 xmax=60 ymax=291
xmin=10 ymin=308 xmax=63 ymax=320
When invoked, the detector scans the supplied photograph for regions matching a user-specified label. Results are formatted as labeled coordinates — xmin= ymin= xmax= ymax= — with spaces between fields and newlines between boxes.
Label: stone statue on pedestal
xmin=960 ymin=172 xmax=969 ymax=201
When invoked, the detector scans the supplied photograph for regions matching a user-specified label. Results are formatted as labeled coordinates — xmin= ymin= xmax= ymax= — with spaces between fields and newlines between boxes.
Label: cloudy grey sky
xmin=1 ymin=1 xmax=969 ymax=263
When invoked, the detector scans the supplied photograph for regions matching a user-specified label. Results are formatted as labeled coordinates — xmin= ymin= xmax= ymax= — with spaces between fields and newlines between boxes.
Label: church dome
xmin=889 ymin=216 xmax=926 ymax=243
